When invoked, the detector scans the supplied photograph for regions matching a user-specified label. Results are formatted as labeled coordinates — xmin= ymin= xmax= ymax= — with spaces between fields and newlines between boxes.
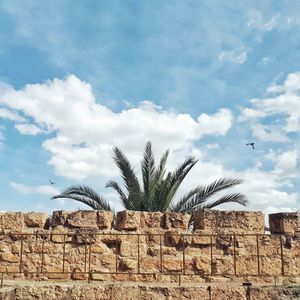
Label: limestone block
xmin=96 ymin=210 xmax=113 ymax=229
xmin=140 ymin=211 xmax=163 ymax=229
xmin=163 ymin=212 xmax=190 ymax=229
xmin=66 ymin=210 xmax=98 ymax=229
xmin=163 ymin=256 xmax=183 ymax=272
xmin=260 ymin=256 xmax=282 ymax=275
xmin=51 ymin=226 xmax=72 ymax=243
xmin=164 ymin=230 xmax=183 ymax=247
xmin=1 ymin=252 xmax=19 ymax=263
xmin=120 ymin=240 xmax=138 ymax=257
xmin=118 ymin=257 xmax=137 ymax=272
xmin=193 ymin=209 xmax=265 ymax=234
xmin=50 ymin=211 xmax=68 ymax=228
xmin=269 ymin=212 xmax=300 ymax=235
xmin=211 ymin=255 xmax=234 ymax=275
xmin=236 ymin=256 xmax=258 ymax=275
xmin=24 ymin=212 xmax=49 ymax=229
xmin=193 ymin=255 xmax=211 ymax=274
xmin=0 ymin=212 xmax=25 ymax=231
xmin=115 ymin=210 xmax=140 ymax=231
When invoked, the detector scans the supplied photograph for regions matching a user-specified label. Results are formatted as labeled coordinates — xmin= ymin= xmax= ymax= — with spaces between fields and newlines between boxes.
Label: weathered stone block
xmin=269 ymin=212 xmax=300 ymax=235
xmin=0 ymin=212 xmax=25 ymax=231
xmin=66 ymin=210 xmax=98 ymax=229
xmin=24 ymin=212 xmax=49 ymax=229
xmin=1 ymin=252 xmax=19 ymax=263
xmin=140 ymin=211 xmax=163 ymax=229
xmin=97 ymin=210 xmax=113 ymax=229
xmin=193 ymin=209 xmax=265 ymax=234
xmin=50 ymin=211 xmax=68 ymax=228
xmin=115 ymin=210 xmax=140 ymax=231
xmin=163 ymin=212 xmax=190 ymax=229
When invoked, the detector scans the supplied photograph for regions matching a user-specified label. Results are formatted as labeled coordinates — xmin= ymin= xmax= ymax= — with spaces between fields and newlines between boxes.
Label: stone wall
xmin=0 ymin=210 xmax=299 ymax=283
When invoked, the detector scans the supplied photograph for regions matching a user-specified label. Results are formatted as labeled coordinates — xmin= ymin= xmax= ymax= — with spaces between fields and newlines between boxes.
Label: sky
xmin=0 ymin=0 xmax=299 ymax=216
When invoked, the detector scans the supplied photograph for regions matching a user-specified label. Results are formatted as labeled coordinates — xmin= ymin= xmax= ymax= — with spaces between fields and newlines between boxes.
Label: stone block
xmin=193 ymin=209 xmax=265 ymax=234
xmin=97 ymin=210 xmax=113 ymax=229
xmin=66 ymin=210 xmax=98 ymax=229
xmin=50 ymin=211 xmax=68 ymax=228
xmin=140 ymin=211 xmax=163 ymax=229
xmin=115 ymin=210 xmax=140 ymax=231
xmin=0 ymin=212 xmax=25 ymax=231
xmin=163 ymin=212 xmax=190 ymax=229
xmin=193 ymin=255 xmax=211 ymax=274
xmin=269 ymin=212 xmax=300 ymax=235
xmin=24 ymin=212 xmax=49 ymax=229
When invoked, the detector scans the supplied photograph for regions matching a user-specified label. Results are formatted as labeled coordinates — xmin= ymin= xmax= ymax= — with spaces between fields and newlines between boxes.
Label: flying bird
xmin=246 ymin=143 xmax=255 ymax=150
xmin=49 ymin=179 xmax=56 ymax=185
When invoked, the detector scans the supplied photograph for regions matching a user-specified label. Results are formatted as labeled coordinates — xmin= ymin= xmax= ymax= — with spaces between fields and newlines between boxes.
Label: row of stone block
xmin=0 ymin=210 xmax=299 ymax=235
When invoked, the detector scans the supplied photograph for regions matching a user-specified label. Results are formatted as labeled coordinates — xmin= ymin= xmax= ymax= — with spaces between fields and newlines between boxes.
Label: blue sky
xmin=0 ymin=0 xmax=299 ymax=215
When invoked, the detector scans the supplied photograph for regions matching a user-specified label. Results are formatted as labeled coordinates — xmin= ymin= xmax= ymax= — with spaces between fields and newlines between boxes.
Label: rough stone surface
xmin=1 ymin=282 xmax=300 ymax=300
xmin=140 ymin=212 xmax=163 ymax=229
xmin=193 ymin=209 xmax=265 ymax=234
xmin=0 ymin=212 xmax=25 ymax=231
xmin=66 ymin=210 xmax=99 ymax=229
xmin=269 ymin=212 xmax=300 ymax=235
xmin=96 ymin=211 xmax=114 ymax=229
xmin=115 ymin=210 xmax=140 ymax=231
xmin=0 ymin=209 xmax=299 ymax=287
xmin=24 ymin=212 xmax=49 ymax=229
xmin=164 ymin=212 xmax=190 ymax=230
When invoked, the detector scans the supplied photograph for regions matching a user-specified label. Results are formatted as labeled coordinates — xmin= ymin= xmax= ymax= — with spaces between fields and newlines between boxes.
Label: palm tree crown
xmin=52 ymin=142 xmax=248 ymax=212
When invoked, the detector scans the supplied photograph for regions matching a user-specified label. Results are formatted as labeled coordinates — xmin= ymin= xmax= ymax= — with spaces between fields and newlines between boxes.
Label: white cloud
xmin=240 ymin=72 xmax=300 ymax=141
xmin=15 ymin=123 xmax=45 ymax=135
xmin=0 ymin=107 xmax=25 ymax=122
xmin=266 ymin=149 xmax=299 ymax=177
xmin=218 ymin=50 xmax=248 ymax=64
xmin=251 ymin=124 xmax=288 ymax=142
xmin=10 ymin=181 xmax=60 ymax=196
xmin=0 ymin=75 xmax=233 ymax=179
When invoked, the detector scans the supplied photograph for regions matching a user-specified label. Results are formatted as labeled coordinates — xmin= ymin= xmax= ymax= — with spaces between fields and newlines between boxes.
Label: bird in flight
xmin=246 ymin=142 xmax=255 ymax=149
xmin=49 ymin=179 xmax=56 ymax=185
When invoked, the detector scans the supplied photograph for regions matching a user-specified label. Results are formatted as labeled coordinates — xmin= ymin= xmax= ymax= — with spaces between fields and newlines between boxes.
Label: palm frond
xmin=174 ymin=178 xmax=244 ymax=213
xmin=160 ymin=156 xmax=198 ymax=211
xmin=113 ymin=146 xmax=142 ymax=210
xmin=141 ymin=141 xmax=156 ymax=210
xmin=52 ymin=185 xmax=112 ymax=211
xmin=105 ymin=180 xmax=131 ymax=210
xmin=201 ymin=193 xmax=248 ymax=209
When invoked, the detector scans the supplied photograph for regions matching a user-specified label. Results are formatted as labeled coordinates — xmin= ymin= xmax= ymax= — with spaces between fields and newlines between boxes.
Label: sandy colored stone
xmin=193 ymin=255 xmax=211 ymax=274
xmin=115 ymin=210 xmax=140 ymax=231
xmin=269 ymin=212 xmax=300 ymax=235
xmin=163 ymin=256 xmax=183 ymax=273
xmin=96 ymin=210 xmax=114 ymax=229
xmin=0 ymin=212 xmax=25 ymax=231
xmin=193 ymin=209 xmax=265 ymax=234
xmin=163 ymin=212 xmax=190 ymax=230
xmin=66 ymin=210 xmax=98 ymax=229
xmin=51 ymin=225 xmax=72 ymax=243
xmin=50 ymin=211 xmax=68 ymax=228
xmin=140 ymin=212 xmax=163 ymax=229
xmin=1 ymin=252 xmax=19 ymax=263
xmin=24 ymin=212 xmax=49 ymax=229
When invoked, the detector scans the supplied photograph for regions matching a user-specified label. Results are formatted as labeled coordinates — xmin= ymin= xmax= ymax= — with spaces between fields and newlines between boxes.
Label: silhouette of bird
xmin=49 ymin=179 xmax=56 ymax=185
xmin=246 ymin=143 xmax=255 ymax=150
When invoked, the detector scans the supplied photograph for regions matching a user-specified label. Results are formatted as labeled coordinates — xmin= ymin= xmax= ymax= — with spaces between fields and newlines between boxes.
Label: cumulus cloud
xmin=0 ymin=107 xmax=25 ymax=122
xmin=10 ymin=181 xmax=60 ymax=196
xmin=0 ymin=75 xmax=233 ymax=179
xmin=15 ymin=123 xmax=46 ymax=135
xmin=240 ymin=72 xmax=300 ymax=141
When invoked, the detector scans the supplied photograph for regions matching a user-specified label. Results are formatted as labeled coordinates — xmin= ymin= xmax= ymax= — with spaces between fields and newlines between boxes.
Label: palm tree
xmin=52 ymin=142 xmax=248 ymax=212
